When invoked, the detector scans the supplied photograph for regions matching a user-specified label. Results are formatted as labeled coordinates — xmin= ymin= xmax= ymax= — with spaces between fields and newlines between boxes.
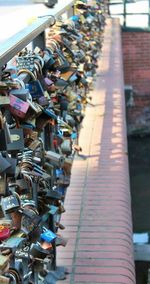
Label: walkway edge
xmin=57 ymin=18 xmax=136 ymax=284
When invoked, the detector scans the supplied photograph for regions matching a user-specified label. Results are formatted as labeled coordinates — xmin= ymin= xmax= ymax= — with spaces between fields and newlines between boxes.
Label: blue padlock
xmin=43 ymin=108 xmax=57 ymax=121
xmin=57 ymin=186 xmax=65 ymax=196
xmin=77 ymin=102 xmax=82 ymax=111
xmin=40 ymin=228 xmax=56 ymax=243
xmin=71 ymin=132 xmax=77 ymax=140
xmin=55 ymin=168 xmax=63 ymax=178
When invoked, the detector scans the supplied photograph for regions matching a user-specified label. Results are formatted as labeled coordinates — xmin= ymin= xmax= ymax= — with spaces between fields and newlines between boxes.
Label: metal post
xmin=32 ymin=31 xmax=46 ymax=50
xmin=67 ymin=5 xmax=74 ymax=18
xmin=123 ymin=0 xmax=127 ymax=27
xmin=148 ymin=0 xmax=150 ymax=27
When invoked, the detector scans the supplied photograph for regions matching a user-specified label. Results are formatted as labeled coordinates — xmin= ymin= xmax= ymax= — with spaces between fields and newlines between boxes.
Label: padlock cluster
xmin=0 ymin=1 xmax=106 ymax=283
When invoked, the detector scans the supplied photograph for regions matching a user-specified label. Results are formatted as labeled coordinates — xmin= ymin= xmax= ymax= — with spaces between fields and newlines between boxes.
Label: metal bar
xmin=0 ymin=16 xmax=54 ymax=68
xmin=54 ymin=0 xmax=74 ymax=17
xmin=111 ymin=12 xmax=149 ymax=15
xmin=67 ymin=5 xmax=74 ymax=18
xmin=149 ymin=0 xmax=150 ymax=26
xmin=32 ymin=31 xmax=46 ymax=50
xmin=123 ymin=0 xmax=126 ymax=27
xmin=109 ymin=2 xmax=123 ymax=3
xmin=0 ymin=0 xmax=74 ymax=69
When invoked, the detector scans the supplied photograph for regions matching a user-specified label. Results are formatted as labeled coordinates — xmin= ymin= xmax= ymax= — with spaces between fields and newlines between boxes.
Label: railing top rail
xmin=0 ymin=17 xmax=54 ymax=68
xmin=0 ymin=0 xmax=74 ymax=69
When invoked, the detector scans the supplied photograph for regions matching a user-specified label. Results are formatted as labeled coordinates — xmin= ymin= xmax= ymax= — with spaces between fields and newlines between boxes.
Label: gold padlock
xmin=0 ymin=275 xmax=10 ymax=284
xmin=0 ymin=225 xmax=5 ymax=231
xmin=0 ymin=255 xmax=9 ymax=270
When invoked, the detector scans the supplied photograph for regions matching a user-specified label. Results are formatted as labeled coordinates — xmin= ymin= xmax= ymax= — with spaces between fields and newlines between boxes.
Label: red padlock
xmin=0 ymin=225 xmax=10 ymax=241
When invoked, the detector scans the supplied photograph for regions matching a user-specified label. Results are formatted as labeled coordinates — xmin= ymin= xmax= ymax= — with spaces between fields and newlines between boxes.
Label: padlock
xmin=7 ymin=128 xmax=24 ymax=152
xmin=10 ymin=210 xmax=22 ymax=230
xmin=36 ymin=111 xmax=54 ymax=130
xmin=53 ymin=49 xmax=70 ymax=73
xmin=37 ymin=95 xmax=49 ymax=107
xmin=9 ymin=230 xmax=26 ymax=238
xmin=55 ymin=234 xmax=68 ymax=247
xmin=40 ymin=228 xmax=56 ymax=243
xmin=0 ymin=174 xmax=7 ymax=196
xmin=4 ymin=268 xmax=21 ymax=283
xmin=28 ymin=139 xmax=41 ymax=151
xmin=32 ymin=258 xmax=44 ymax=272
xmin=44 ymin=77 xmax=55 ymax=88
xmin=10 ymin=88 xmax=31 ymax=102
xmin=0 ymin=226 xmax=10 ymax=241
xmin=43 ymin=49 xmax=56 ymax=70
xmin=45 ymin=189 xmax=62 ymax=201
xmin=0 ymin=112 xmax=11 ymax=151
xmin=59 ymin=95 xmax=69 ymax=111
xmin=27 ymin=100 xmax=42 ymax=115
xmin=2 ymin=237 xmax=25 ymax=250
xmin=26 ymin=79 xmax=45 ymax=99
xmin=3 ymin=156 xmax=17 ymax=177
xmin=56 ymin=200 xmax=66 ymax=214
xmin=56 ymin=175 xmax=70 ymax=187
xmin=16 ymin=55 xmax=35 ymax=72
xmin=64 ymin=114 xmax=75 ymax=128
xmin=30 ymin=242 xmax=50 ymax=259
xmin=9 ymin=94 xmax=30 ymax=119
xmin=55 ymin=222 xmax=65 ymax=230
xmin=49 ymin=205 xmax=58 ymax=216
xmin=44 ymin=162 xmax=54 ymax=175
xmin=55 ymin=168 xmax=63 ymax=178
xmin=56 ymin=185 xmax=66 ymax=197
xmin=1 ymin=193 xmax=21 ymax=214
xmin=0 ymin=95 xmax=10 ymax=107
xmin=60 ymin=70 xmax=76 ymax=82
xmin=0 ymin=219 xmax=12 ymax=228
xmin=60 ymin=139 xmax=72 ymax=156
xmin=40 ymin=241 xmax=52 ymax=250
xmin=71 ymin=131 xmax=78 ymax=140
xmin=21 ymin=206 xmax=41 ymax=234
xmin=44 ymin=77 xmax=56 ymax=93
xmin=43 ymin=108 xmax=57 ymax=121
xmin=0 ymin=255 xmax=10 ymax=271
xmin=0 ymin=275 xmax=10 ymax=284
xmin=0 ymin=154 xmax=11 ymax=174
xmin=15 ymin=245 xmax=30 ymax=259
xmin=43 ymin=272 xmax=60 ymax=284
xmin=15 ymin=179 xmax=29 ymax=195
xmin=45 ymin=150 xmax=64 ymax=167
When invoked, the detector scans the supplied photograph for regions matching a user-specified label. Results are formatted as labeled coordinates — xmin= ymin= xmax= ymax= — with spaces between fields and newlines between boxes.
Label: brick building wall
xmin=122 ymin=31 xmax=150 ymax=95
xmin=122 ymin=30 xmax=150 ymax=135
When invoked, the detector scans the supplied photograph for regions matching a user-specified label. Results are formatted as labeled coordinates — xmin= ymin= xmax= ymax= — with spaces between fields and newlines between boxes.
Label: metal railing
xmin=0 ymin=2 xmax=75 ymax=281
xmin=0 ymin=0 xmax=74 ymax=70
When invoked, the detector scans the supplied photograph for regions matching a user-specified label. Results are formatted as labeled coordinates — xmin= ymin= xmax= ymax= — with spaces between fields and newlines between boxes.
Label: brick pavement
xmin=56 ymin=18 xmax=135 ymax=284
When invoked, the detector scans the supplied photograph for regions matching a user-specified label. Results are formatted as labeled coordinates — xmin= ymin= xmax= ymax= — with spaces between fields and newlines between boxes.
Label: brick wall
xmin=122 ymin=31 xmax=150 ymax=95
xmin=122 ymin=30 xmax=150 ymax=135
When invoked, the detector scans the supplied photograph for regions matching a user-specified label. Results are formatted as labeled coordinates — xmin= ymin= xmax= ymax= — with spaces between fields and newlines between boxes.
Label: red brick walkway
xmin=57 ymin=18 xmax=135 ymax=284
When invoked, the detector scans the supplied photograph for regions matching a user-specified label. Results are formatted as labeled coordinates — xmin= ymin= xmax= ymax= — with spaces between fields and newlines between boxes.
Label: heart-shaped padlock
xmin=0 ymin=226 xmax=10 ymax=241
